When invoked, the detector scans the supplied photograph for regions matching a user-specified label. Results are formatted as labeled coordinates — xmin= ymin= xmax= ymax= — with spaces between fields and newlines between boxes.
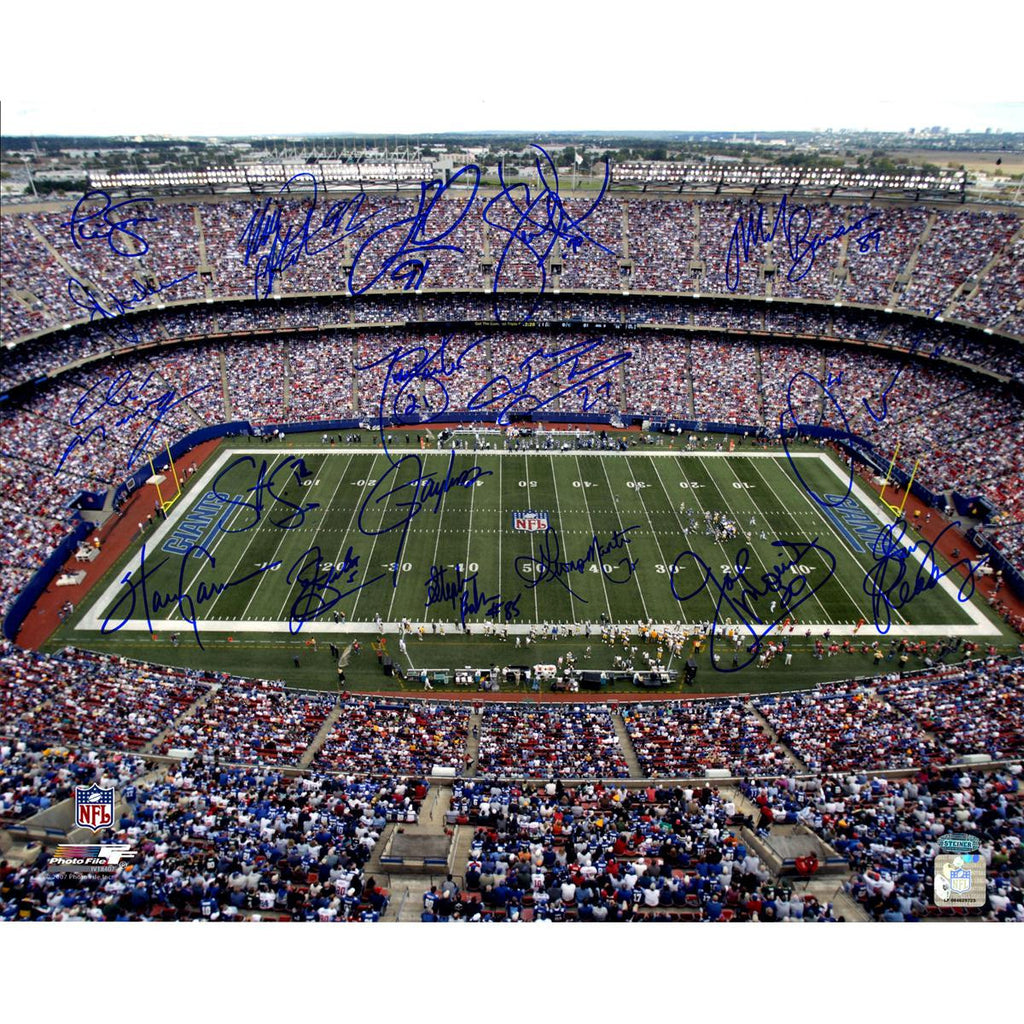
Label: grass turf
xmin=53 ymin=431 xmax=1011 ymax=694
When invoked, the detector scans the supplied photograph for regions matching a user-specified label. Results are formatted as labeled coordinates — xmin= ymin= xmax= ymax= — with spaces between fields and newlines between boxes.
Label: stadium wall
xmin=3 ymin=520 xmax=93 ymax=641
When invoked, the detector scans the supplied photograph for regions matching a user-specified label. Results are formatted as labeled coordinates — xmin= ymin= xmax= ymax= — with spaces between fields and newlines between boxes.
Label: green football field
xmin=65 ymin=432 xmax=1007 ymax=692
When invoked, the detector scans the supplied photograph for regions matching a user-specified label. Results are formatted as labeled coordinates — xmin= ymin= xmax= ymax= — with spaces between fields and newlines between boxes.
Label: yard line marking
xmin=649 ymin=454 xmax=736 ymax=627
xmin=169 ymin=474 xmax=265 ymax=622
xmin=825 ymin=454 xmax=990 ymax=630
xmin=449 ymin=445 xmax=480 ymax=624
xmin=595 ymin=453 xmax=650 ymax=620
xmin=78 ymin=445 xmax=998 ymax=640
xmin=695 ymin=455 xmax=830 ymax=625
xmin=230 ymin=447 xmax=832 ymax=460
xmin=747 ymin=456 xmax=897 ymax=626
xmin=204 ymin=451 xmax=323 ymax=623
xmin=524 ymin=451 xmax=541 ymax=622
xmin=244 ymin=452 xmax=355 ymax=623
xmin=547 ymin=448 xmax=577 ymax=624
xmin=572 ymin=453 xmax=615 ymax=618
xmin=386 ymin=451 xmax=425 ymax=623
xmin=350 ymin=452 xmax=402 ymax=623
xmin=625 ymin=455 xmax=683 ymax=618
xmin=421 ymin=468 xmax=448 ymax=626
xmin=497 ymin=454 xmax=503 ymax=616
xmin=78 ymin=446 xmax=283 ymax=631
xmin=327 ymin=453 xmax=388 ymax=623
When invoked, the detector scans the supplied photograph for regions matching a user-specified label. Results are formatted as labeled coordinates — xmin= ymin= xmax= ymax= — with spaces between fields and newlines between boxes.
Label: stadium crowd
xmin=2 ymin=318 xmax=1024 ymax=626
xmin=5 ymin=198 xmax=1022 ymax=351
xmin=475 ymin=704 xmax=629 ymax=778
xmin=156 ymin=681 xmax=336 ymax=765
xmin=311 ymin=699 xmax=470 ymax=776
xmin=753 ymin=683 xmax=948 ymax=772
xmin=622 ymin=698 xmax=787 ymax=777
xmin=0 ymin=761 xmax=412 ymax=921
xmin=740 ymin=765 xmax=1023 ymax=922
xmin=1 ymin=643 xmax=1022 ymax=921
xmin=0 ymin=645 xmax=212 ymax=752
xmin=433 ymin=779 xmax=838 ymax=922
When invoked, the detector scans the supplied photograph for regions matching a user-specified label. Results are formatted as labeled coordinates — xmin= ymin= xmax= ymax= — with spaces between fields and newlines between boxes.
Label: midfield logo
xmin=512 ymin=510 xmax=550 ymax=532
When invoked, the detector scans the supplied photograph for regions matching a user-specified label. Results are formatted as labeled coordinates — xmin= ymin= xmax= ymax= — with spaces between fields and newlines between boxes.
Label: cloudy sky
xmin=2 ymin=0 xmax=1021 ymax=136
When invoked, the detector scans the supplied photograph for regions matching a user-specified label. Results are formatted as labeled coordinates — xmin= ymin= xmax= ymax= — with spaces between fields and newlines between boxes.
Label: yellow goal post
xmin=150 ymin=443 xmax=182 ymax=513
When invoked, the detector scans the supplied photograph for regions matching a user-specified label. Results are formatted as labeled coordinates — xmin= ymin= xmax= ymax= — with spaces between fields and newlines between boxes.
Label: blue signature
xmin=779 ymin=370 xmax=857 ymax=510
xmin=361 ymin=333 xmax=631 ymax=450
xmin=57 ymin=369 xmax=215 ymax=476
xmin=348 ymin=164 xmax=481 ymax=295
xmin=483 ymin=145 xmax=613 ymax=323
xmin=356 ymin=333 xmax=485 ymax=456
xmin=865 ymin=519 xmax=988 ymax=633
xmin=358 ymin=451 xmax=493 ymax=589
xmin=670 ymin=539 xmax=838 ymax=672
xmin=782 ymin=313 xmax=947 ymax=499
xmin=211 ymin=454 xmax=320 ymax=532
xmin=513 ymin=523 xmax=640 ymax=601
xmin=66 ymin=271 xmax=198 ymax=341
xmin=63 ymin=190 xmax=158 ymax=257
xmin=467 ymin=338 xmax=631 ymax=426
xmin=286 ymin=544 xmax=375 ymax=634
xmin=779 ymin=358 xmax=984 ymax=631
xmin=424 ymin=564 xmax=521 ymax=627
xmin=238 ymin=173 xmax=378 ymax=299
xmin=861 ymin=311 xmax=946 ymax=423
xmin=100 ymin=542 xmax=281 ymax=648
xmin=725 ymin=194 xmax=881 ymax=292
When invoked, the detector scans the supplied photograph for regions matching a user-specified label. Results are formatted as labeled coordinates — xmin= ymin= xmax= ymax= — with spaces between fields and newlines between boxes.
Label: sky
xmin=2 ymin=1 xmax=1022 ymax=137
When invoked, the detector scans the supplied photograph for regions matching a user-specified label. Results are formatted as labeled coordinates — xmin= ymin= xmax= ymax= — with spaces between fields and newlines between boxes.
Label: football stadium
xmin=2 ymin=140 xmax=1023 ymax=928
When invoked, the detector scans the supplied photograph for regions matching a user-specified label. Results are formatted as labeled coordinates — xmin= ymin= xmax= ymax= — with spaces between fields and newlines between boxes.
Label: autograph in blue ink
xmin=862 ymin=311 xmax=946 ymax=423
xmin=66 ymin=271 xmax=198 ymax=340
xmin=670 ymin=539 xmax=837 ymax=672
xmin=356 ymin=333 xmax=485 ymax=456
xmin=238 ymin=173 xmax=378 ymax=299
xmin=483 ymin=145 xmax=613 ymax=322
xmin=361 ymin=334 xmax=631 ymax=456
xmin=779 ymin=369 xmax=857 ymax=510
xmin=63 ymin=190 xmax=158 ymax=257
xmin=357 ymin=451 xmax=493 ymax=588
xmin=211 ymin=455 xmax=320 ymax=532
xmin=779 ymin=345 xmax=984 ymax=631
xmin=865 ymin=519 xmax=988 ymax=633
xmin=57 ymin=370 xmax=215 ymax=476
xmin=424 ymin=564 xmax=522 ymax=626
xmin=725 ymin=194 xmax=881 ymax=292
xmin=514 ymin=524 xmax=640 ymax=601
xmin=286 ymin=544 xmax=375 ymax=634
xmin=100 ymin=542 xmax=282 ymax=648
xmin=467 ymin=337 xmax=631 ymax=425
xmin=781 ymin=314 xmax=947 ymax=503
xmin=349 ymin=164 xmax=481 ymax=295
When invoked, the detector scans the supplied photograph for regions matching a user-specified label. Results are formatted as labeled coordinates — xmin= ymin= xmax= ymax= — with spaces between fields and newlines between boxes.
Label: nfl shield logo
xmin=513 ymin=510 xmax=550 ymax=532
xmin=949 ymin=867 xmax=971 ymax=894
xmin=74 ymin=785 xmax=115 ymax=832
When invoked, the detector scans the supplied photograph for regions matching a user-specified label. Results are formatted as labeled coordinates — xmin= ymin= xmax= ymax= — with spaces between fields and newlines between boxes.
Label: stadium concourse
xmin=0 ymin=642 xmax=1021 ymax=922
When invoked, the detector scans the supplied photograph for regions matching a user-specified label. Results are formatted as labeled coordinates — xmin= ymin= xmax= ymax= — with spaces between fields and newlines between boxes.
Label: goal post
xmin=150 ymin=443 xmax=182 ymax=513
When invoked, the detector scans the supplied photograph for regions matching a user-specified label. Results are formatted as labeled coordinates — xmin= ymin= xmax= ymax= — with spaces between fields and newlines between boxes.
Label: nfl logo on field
xmin=513 ymin=510 xmax=550 ymax=532
xmin=949 ymin=867 xmax=971 ymax=894
xmin=74 ymin=785 xmax=115 ymax=832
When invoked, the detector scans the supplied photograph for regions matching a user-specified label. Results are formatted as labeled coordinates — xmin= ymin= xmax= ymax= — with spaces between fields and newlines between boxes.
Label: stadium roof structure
xmin=612 ymin=161 xmax=968 ymax=201
xmin=88 ymin=159 xmax=436 ymax=196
